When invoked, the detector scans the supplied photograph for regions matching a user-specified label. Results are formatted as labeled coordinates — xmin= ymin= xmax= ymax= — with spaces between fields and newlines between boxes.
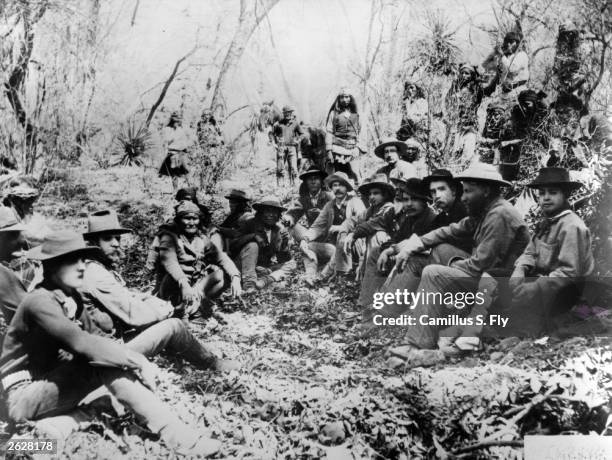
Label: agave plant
xmin=114 ymin=118 xmax=153 ymax=166
xmin=413 ymin=10 xmax=460 ymax=77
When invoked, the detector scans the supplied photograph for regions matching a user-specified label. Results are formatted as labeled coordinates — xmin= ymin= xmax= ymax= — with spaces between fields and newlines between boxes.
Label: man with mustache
xmin=299 ymin=172 xmax=366 ymax=284
xmin=374 ymin=138 xmax=418 ymax=181
xmin=388 ymin=164 xmax=529 ymax=366
xmin=230 ymin=196 xmax=296 ymax=292
xmin=351 ymin=177 xmax=437 ymax=307
xmin=82 ymin=210 xmax=238 ymax=372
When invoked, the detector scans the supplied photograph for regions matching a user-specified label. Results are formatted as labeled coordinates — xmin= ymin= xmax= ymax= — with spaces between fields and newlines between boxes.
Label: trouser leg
xmin=238 ymin=242 xmax=259 ymax=285
xmin=6 ymin=363 xmax=178 ymax=434
xmin=289 ymin=223 xmax=309 ymax=243
xmin=304 ymin=242 xmax=335 ymax=277
xmin=287 ymin=146 xmax=298 ymax=182
xmin=357 ymin=233 xmax=390 ymax=306
xmin=402 ymin=264 xmax=478 ymax=349
xmin=126 ymin=318 xmax=218 ymax=369
xmin=335 ymin=234 xmax=351 ymax=273
xmin=276 ymin=148 xmax=285 ymax=178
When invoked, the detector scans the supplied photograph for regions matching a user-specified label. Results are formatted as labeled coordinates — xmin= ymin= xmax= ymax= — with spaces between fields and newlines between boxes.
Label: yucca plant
xmin=414 ymin=10 xmax=460 ymax=77
xmin=114 ymin=118 xmax=153 ymax=166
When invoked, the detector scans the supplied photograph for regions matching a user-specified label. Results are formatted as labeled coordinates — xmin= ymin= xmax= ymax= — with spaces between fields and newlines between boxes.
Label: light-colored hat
xmin=324 ymin=171 xmax=354 ymax=191
xmin=26 ymin=230 xmax=103 ymax=261
xmin=83 ymin=210 xmax=131 ymax=238
xmin=0 ymin=207 xmax=24 ymax=232
xmin=455 ymin=163 xmax=512 ymax=187
xmin=374 ymin=137 xmax=408 ymax=159
xmin=358 ymin=173 xmax=395 ymax=198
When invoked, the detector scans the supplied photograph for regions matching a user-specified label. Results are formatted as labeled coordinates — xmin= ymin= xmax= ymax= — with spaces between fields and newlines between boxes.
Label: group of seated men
xmin=0 ymin=134 xmax=596 ymax=452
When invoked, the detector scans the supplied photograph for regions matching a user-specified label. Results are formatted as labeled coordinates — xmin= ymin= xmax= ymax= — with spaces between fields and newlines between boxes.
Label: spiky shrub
xmin=114 ymin=119 xmax=153 ymax=167
xmin=413 ymin=10 xmax=459 ymax=77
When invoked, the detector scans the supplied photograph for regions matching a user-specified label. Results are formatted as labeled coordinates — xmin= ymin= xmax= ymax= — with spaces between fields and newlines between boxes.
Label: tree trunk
xmin=209 ymin=0 xmax=280 ymax=110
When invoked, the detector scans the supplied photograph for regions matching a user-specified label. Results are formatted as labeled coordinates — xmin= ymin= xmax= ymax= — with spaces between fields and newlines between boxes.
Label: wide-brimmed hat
xmin=358 ymin=173 xmax=395 ymax=198
xmin=224 ymin=189 xmax=251 ymax=201
xmin=324 ymin=171 xmax=354 ymax=191
xmin=4 ymin=177 xmax=39 ymax=199
xmin=26 ymin=230 xmax=103 ymax=262
xmin=423 ymin=169 xmax=459 ymax=189
xmin=527 ymin=167 xmax=582 ymax=191
xmin=83 ymin=210 xmax=131 ymax=238
xmin=282 ymin=105 xmax=294 ymax=113
xmin=391 ymin=177 xmax=431 ymax=202
xmin=0 ymin=207 xmax=24 ymax=232
xmin=374 ymin=138 xmax=408 ymax=159
xmin=299 ymin=167 xmax=326 ymax=182
xmin=252 ymin=196 xmax=287 ymax=212
xmin=455 ymin=163 xmax=512 ymax=187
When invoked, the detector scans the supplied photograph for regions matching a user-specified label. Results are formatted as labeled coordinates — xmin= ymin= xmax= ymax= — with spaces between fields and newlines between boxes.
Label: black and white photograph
xmin=0 ymin=0 xmax=611 ymax=458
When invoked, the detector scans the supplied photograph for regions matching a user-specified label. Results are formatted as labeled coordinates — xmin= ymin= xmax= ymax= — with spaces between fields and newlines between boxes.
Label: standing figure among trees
xmin=270 ymin=105 xmax=304 ymax=185
xmin=396 ymin=81 xmax=428 ymax=143
xmin=325 ymin=88 xmax=364 ymax=183
xmin=444 ymin=64 xmax=483 ymax=166
xmin=196 ymin=109 xmax=224 ymax=150
xmin=482 ymin=31 xmax=530 ymax=105
xmin=158 ymin=112 xmax=194 ymax=189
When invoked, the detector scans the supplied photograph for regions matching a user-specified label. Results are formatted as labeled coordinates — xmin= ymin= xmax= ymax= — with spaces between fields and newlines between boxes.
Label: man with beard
xmin=0 ymin=207 xmax=38 ymax=323
xmin=282 ymin=167 xmax=333 ymax=244
xmin=351 ymin=177 xmax=437 ymax=308
xmin=299 ymin=172 xmax=365 ymax=284
xmin=374 ymin=138 xmax=418 ymax=181
xmin=341 ymin=174 xmax=395 ymax=305
xmin=230 ymin=197 xmax=296 ymax=292
xmin=388 ymin=164 xmax=529 ymax=366
xmin=82 ymin=210 xmax=238 ymax=372
xmin=426 ymin=169 xmax=469 ymax=235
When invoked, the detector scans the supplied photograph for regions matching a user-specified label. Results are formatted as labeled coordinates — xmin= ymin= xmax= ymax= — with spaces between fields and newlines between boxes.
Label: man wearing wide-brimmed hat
xmin=388 ymin=163 xmax=529 ymax=367
xmin=374 ymin=137 xmax=417 ymax=182
xmin=359 ymin=176 xmax=438 ymax=307
xmin=218 ymin=188 xmax=253 ymax=242
xmin=270 ymin=105 xmax=305 ymax=185
xmin=0 ymin=207 xmax=32 ymax=322
xmin=507 ymin=167 xmax=594 ymax=336
xmin=0 ymin=229 xmax=221 ymax=455
xmin=299 ymin=171 xmax=365 ymax=284
xmin=230 ymin=196 xmax=296 ymax=291
xmin=282 ymin=166 xmax=333 ymax=244
xmin=81 ymin=209 xmax=238 ymax=372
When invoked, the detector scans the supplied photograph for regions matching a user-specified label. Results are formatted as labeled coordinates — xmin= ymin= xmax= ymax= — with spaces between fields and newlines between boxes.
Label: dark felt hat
xmin=299 ymin=167 xmax=326 ymax=182
xmin=252 ymin=196 xmax=287 ymax=212
xmin=358 ymin=173 xmax=395 ymax=198
xmin=391 ymin=177 xmax=431 ymax=202
xmin=26 ymin=230 xmax=103 ymax=261
xmin=83 ymin=210 xmax=131 ymax=238
xmin=527 ymin=167 xmax=582 ymax=191
xmin=224 ymin=189 xmax=251 ymax=201
xmin=423 ymin=169 xmax=458 ymax=189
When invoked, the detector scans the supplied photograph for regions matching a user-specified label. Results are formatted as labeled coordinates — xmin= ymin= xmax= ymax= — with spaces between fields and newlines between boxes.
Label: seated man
xmin=0 ymin=207 xmax=38 ymax=323
xmin=342 ymin=174 xmax=395 ymax=302
xmin=0 ymin=231 xmax=219 ymax=455
xmin=389 ymin=164 xmax=529 ymax=365
xmin=360 ymin=177 xmax=438 ymax=307
xmin=509 ymin=167 xmax=594 ymax=336
xmin=282 ymin=167 xmax=333 ymax=244
xmin=299 ymin=172 xmax=366 ymax=283
xmin=230 ymin=196 xmax=296 ymax=292
xmin=374 ymin=138 xmax=417 ymax=181
xmin=156 ymin=202 xmax=242 ymax=320
xmin=217 ymin=188 xmax=252 ymax=243
xmin=379 ymin=170 xmax=471 ymax=304
xmin=81 ymin=209 xmax=237 ymax=371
